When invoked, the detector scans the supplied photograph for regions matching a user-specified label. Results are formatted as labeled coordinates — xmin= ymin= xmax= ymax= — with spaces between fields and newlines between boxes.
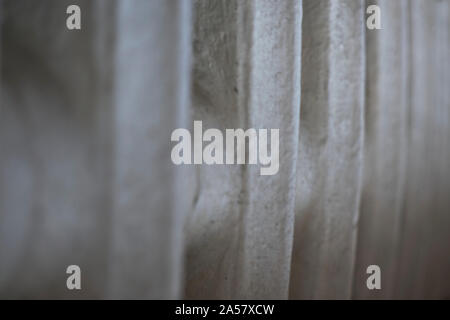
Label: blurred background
xmin=0 ymin=0 xmax=449 ymax=299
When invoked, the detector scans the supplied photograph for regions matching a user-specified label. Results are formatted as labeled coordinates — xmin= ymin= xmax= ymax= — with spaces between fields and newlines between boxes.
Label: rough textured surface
xmin=289 ymin=0 xmax=365 ymax=299
xmin=1 ymin=0 xmax=449 ymax=299
xmin=186 ymin=0 xmax=301 ymax=299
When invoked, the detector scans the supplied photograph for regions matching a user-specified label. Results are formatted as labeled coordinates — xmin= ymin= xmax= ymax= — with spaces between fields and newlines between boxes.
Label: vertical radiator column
xmin=395 ymin=0 xmax=450 ymax=299
xmin=0 ymin=0 xmax=116 ymax=298
xmin=353 ymin=0 xmax=410 ymax=299
xmin=108 ymin=0 xmax=192 ymax=299
xmin=289 ymin=0 xmax=366 ymax=299
xmin=186 ymin=0 xmax=302 ymax=299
